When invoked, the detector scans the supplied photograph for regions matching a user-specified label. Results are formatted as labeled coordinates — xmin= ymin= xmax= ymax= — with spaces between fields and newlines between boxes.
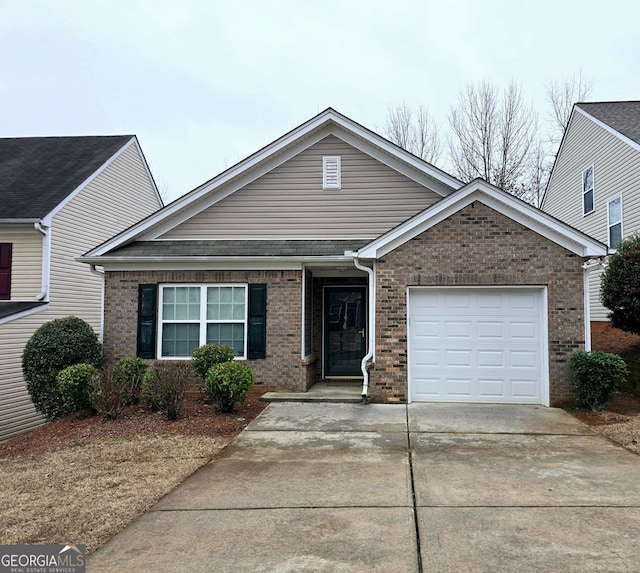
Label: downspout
xmin=351 ymin=254 xmax=375 ymax=403
xmin=582 ymin=257 xmax=606 ymax=351
xmin=34 ymin=222 xmax=50 ymax=301
xmin=89 ymin=264 xmax=105 ymax=343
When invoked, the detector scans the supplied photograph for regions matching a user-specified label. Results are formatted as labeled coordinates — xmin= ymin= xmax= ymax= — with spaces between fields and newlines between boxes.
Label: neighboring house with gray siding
xmin=0 ymin=136 xmax=162 ymax=441
xmin=82 ymin=109 xmax=606 ymax=408
xmin=542 ymin=101 xmax=640 ymax=324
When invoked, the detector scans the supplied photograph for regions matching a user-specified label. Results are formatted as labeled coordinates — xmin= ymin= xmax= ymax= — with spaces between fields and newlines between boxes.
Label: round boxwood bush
xmin=191 ymin=344 xmax=234 ymax=381
xmin=22 ymin=316 xmax=103 ymax=420
xmin=205 ymin=361 xmax=254 ymax=413
xmin=569 ymin=351 xmax=628 ymax=411
xmin=57 ymin=363 xmax=100 ymax=416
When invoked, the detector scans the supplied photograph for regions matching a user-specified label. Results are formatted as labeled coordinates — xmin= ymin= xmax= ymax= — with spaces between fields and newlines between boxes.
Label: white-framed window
xmin=323 ymin=156 xmax=341 ymax=189
xmin=607 ymin=195 xmax=623 ymax=249
xmin=582 ymin=165 xmax=594 ymax=215
xmin=158 ymin=284 xmax=248 ymax=358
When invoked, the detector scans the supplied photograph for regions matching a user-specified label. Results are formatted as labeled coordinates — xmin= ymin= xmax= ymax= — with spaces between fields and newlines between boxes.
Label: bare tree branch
xmin=447 ymin=79 xmax=540 ymax=201
xmin=384 ymin=101 xmax=442 ymax=164
xmin=547 ymin=69 xmax=593 ymax=146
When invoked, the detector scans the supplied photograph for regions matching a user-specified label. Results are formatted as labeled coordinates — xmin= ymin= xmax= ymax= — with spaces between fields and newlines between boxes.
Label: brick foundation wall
xmin=371 ymin=201 xmax=585 ymax=406
xmin=103 ymin=269 xmax=311 ymax=391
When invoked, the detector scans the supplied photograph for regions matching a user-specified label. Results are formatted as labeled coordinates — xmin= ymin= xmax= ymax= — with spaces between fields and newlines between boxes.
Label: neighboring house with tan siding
xmin=542 ymin=101 xmax=640 ymax=325
xmin=82 ymin=109 xmax=606 ymax=408
xmin=0 ymin=136 xmax=162 ymax=441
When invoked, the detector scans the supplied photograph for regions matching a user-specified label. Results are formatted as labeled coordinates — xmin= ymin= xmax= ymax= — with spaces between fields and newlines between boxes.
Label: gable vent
xmin=323 ymin=156 xmax=341 ymax=189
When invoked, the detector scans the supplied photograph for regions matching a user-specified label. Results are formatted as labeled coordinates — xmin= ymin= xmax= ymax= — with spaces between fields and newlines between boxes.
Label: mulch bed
xmin=0 ymin=387 xmax=268 ymax=459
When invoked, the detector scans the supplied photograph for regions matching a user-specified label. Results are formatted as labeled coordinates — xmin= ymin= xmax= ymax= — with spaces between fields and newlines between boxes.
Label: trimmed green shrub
xmin=191 ymin=344 xmax=234 ymax=381
xmin=205 ymin=361 xmax=254 ymax=413
xmin=601 ymin=235 xmax=640 ymax=335
xmin=142 ymin=361 xmax=191 ymax=420
xmin=22 ymin=316 xmax=103 ymax=420
xmin=113 ymin=357 xmax=148 ymax=404
xmin=57 ymin=363 xmax=99 ymax=416
xmin=569 ymin=351 xmax=628 ymax=411
xmin=89 ymin=367 xmax=130 ymax=420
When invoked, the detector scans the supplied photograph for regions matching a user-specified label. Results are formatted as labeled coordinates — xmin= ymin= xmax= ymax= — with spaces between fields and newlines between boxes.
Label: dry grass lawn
xmin=0 ymin=434 xmax=229 ymax=553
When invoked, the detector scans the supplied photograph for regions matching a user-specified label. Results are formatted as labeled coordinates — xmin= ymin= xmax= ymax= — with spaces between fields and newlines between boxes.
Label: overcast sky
xmin=1 ymin=0 xmax=638 ymax=203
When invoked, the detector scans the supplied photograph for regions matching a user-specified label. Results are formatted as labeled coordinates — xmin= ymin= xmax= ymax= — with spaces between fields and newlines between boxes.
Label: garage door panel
xmin=444 ymin=321 xmax=472 ymax=338
xmin=409 ymin=288 xmax=545 ymax=404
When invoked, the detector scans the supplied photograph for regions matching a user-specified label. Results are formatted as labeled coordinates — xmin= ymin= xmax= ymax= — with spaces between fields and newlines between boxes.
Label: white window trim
xmin=607 ymin=195 xmax=623 ymax=250
xmin=323 ymin=156 xmax=341 ymax=189
xmin=582 ymin=164 xmax=595 ymax=216
xmin=157 ymin=284 xmax=248 ymax=360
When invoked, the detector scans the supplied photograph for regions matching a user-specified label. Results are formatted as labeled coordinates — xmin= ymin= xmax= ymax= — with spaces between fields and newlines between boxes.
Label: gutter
xmin=34 ymin=221 xmax=50 ymax=301
xmin=348 ymin=251 xmax=375 ymax=402
xmin=582 ymin=256 xmax=607 ymax=351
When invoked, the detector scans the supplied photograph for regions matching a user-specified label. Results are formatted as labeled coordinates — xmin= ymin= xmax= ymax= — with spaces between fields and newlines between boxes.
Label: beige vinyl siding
xmin=0 ymin=229 xmax=42 ymax=300
xmin=588 ymin=266 xmax=608 ymax=322
xmin=544 ymin=111 xmax=640 ymax=243
xmin=0 ymin=142 xmax=162 ymax=442
xmin=544 ymin=111 xmax=640 ymax=322
xmin=160 ymin=135 xmax=442 ymax=240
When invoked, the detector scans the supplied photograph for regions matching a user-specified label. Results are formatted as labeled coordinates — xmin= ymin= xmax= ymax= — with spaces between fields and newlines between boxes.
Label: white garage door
xmin=408 ymin=287 xmax=547 ymax=404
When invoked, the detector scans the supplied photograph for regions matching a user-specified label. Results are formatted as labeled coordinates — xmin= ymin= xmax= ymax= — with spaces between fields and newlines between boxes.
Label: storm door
xmin=323 ymin=286 xmax=367 ymax=378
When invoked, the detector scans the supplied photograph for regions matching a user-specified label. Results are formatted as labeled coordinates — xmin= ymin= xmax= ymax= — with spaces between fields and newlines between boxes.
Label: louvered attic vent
xmin=323 ymin=156 xmax=341 ymax=189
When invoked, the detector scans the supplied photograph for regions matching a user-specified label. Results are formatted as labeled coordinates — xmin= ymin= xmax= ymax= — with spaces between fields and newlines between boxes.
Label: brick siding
xmin=371 ymin=201 xmax=585 ymax=406
xmin=103 ymin=269 xmax=311 ymax=391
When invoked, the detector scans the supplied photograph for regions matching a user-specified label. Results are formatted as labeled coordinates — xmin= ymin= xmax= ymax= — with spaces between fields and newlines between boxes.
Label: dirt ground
xmin=0 ymin=388 xmax=267 ymax=553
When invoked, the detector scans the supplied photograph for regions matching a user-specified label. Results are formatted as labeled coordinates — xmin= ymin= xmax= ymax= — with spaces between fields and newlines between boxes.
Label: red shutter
xmin=0 ymin=244 xmax=12 ymax=300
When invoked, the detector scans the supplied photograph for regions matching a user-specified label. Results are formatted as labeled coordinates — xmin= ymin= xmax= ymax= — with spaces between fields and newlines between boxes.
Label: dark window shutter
xmin=137 ymin=284 xmax=158 ymax=359
xmin=248 ymin=283 xmax=267 ymax=359
xmin=0 ymin=243 xmax=12 ymax=300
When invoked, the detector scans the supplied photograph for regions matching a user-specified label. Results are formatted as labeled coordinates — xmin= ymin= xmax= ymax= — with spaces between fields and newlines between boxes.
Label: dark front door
xmin=324 ymin=286 xmax=367 ymax=377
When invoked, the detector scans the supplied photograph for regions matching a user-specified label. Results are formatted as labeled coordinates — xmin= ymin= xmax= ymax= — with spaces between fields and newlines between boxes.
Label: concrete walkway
xmin=90 ymin=403 xmax=640 ymax=572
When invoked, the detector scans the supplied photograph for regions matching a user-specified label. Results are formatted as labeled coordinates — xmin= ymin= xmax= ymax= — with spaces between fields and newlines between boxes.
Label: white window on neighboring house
xmin=608 ymin=195 xmax=623 ymax=249
xmin=582 ymin=165 xmax=594 ymax=215
xmin=159 ymin=284 xmax=247 ymax=358
xmin=323 ymin=156 xmax=341 ymax=189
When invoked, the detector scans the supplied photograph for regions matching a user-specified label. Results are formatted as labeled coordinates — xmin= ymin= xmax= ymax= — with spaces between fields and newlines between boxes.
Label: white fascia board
xmin=326 ymin=113 xmax=463 ymax=191
xmin=78 ymin=255 xmax=354 ymax=272
xmin=575 ymin=106 xmax=640 ymax=154
xmin=358 ymin=182 xmax=607 ymax=258
xmin=42 ymin=137 xmax=136 ymax=226
xmin=85 ymin=108 xmax=461 ymax=256
xmin=130 ymin=136 xmax=164 ymax=208
xmin=540 ymin=107 xmax=577 ymax=209
xmin=332 ymin=129 xmax=458 ymax=196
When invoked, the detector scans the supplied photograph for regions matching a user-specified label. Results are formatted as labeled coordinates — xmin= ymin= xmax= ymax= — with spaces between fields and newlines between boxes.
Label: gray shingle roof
xmin=106 ymin=239 xmax=370 ymax=258
xmin=0 ymin=301 xmax=47 ymax=320
xmin=577 ymin=102 xmax=640 ymax=145
xmin=0 ymin=135 xmax=132 ymax=219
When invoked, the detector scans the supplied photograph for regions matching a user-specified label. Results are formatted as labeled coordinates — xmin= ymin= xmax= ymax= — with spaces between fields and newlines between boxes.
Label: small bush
xmin=113 ymin=357 xmax=148 ymax=404
xmin=22 ymin=316 xmax=103 ymax=420
xmin=142 ymin=361 xmax=191 ymax=420
xmin=57 ymin=363 xmax=99 ymax=416
xmin=191 ymin=344 xmax=235 ymax=381
xmin=89 ymin=368 xmax=130 ymax=420
xmin=205 ymin=361 xmax=254 ymax=413
xmin=569 ymin=351 xmax=628 ymax=411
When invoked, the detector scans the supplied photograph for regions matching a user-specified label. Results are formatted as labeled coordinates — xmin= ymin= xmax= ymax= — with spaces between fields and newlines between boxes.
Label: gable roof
xmin=576 ymin=101 xmax=640 ymax=146
xmin=0 ymin=135 xmax=133 ymax=220
xmin=355 ymin=178 xmax=607 ymax=259
xmin=83 ymin=108 xmax=463 ymax=259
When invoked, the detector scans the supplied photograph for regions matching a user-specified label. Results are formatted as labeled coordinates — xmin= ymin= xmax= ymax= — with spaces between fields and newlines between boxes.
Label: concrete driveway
xmin=90 ymin=402 xmax=640 ymax=572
